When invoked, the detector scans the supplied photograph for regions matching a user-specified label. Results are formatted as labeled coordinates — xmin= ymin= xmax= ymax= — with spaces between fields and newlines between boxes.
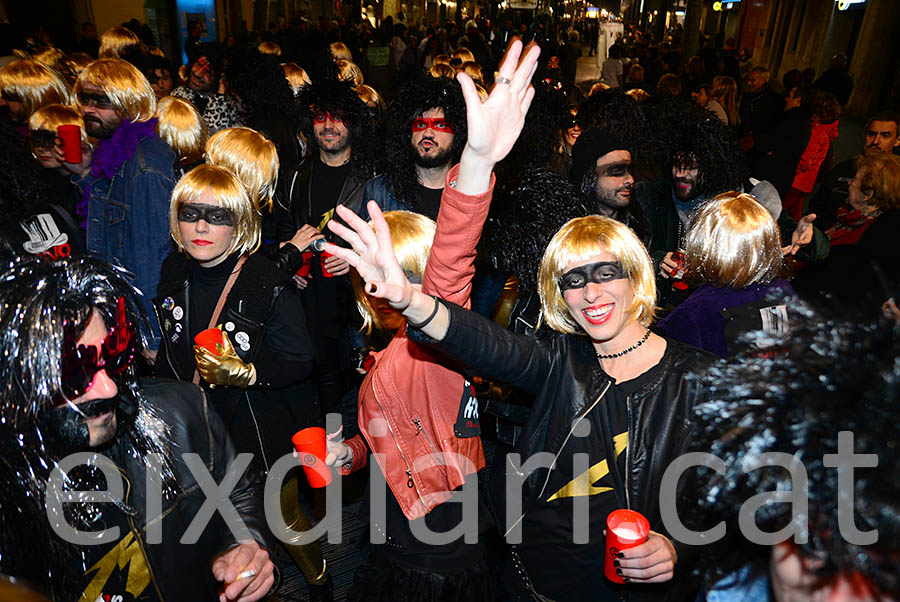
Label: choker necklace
xmin=596 ymin=328 xmax=651 ymax=360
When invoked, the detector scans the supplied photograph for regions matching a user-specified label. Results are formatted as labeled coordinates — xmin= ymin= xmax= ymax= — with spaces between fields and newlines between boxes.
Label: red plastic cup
xmin=194 ymin=328 xmax=223 ymax=355
xmin=320 ymin=250 xmax=336 ymax=278
xmin=604 ymin=509 xmax=651 ymax=584
xmin=671 ymin=250 xmax=690 ymax=291
xmin=292 ymin=427 xmax=333 ymax=488
xmin=57 ymin=124 xmax=82 ymax=164
xmin=295 ymin=251 xmax=314 ymax=278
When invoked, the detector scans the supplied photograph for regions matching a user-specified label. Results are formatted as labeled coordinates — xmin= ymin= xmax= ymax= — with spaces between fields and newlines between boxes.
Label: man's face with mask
xmin=61 ymin=309 xmax=120 ymax=447
xmin=591 ymin=150 xmax=634 ymax=215
xmin=672 ymin=159 xmax=701 ymax=202
xmin=411 ymin=107 xmax=457 ymax=169
xmin=78 ymin=84 xmax=123 ymax=139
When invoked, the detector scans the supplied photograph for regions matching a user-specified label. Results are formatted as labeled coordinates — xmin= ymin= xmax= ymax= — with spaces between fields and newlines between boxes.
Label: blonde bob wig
xmin=330 ymin=42 xmax=353 ymax=61
xmin=0 ymin=59 xmax=70 ymax=118
xmin=684 ymin=191 xmax=782 ymax=289
xmin=169 ymin=165 xmax=261 ymax=256
xmin=538 ymin=215 xmax=657 ymax=333
xmin=28 ymin=104 xmax=88 ymax=144
xmin=336 ymin=60 xmax=363 ymax=87
xmin=74 ymin=58 xmax=156 ymax=122
xmin=352 ymin=211 xmax=436 ymax=333
xmin=282 ymin=62 xmax=311 ymax=95
xmin=258 ymin=41 xmax=282 ymax=56
xmin=356 ymin=84 xmax=385 ymax=111
xmin=205 ymin=127 xmax=279 ymax=212
xmin=156 ymin=96 xmax=208 ymax=164
xmin=98 ymin=26 xmax=141 ymax=59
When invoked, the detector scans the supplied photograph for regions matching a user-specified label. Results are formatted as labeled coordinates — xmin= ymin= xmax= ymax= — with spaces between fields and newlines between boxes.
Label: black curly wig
xmin=682 ymin=306 xmax=900 ymax=596
xmin=296 ymin=74 xmax=377 ymax=176
xmin=225 ymin=48 xmax=298 ymax=123
xmin=576 ymin=89 xmax=654 ymax=167
xmin=481 ymin=169 xmax=592 ymax=293
xmin=382 ymin=74 xmax=467 ymax=208
xmin=643 ymin=97 xmax=749 ymax=196
xmin=494 ymin=77 xmax=570 ymax=188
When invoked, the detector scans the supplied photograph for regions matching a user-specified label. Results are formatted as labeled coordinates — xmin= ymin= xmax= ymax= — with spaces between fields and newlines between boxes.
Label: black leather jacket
xmin=411 ymin=301 xmax=716 ymax=599
xmin=94 ymin=379 xmax=270 ymax=601
xmin=274 ymin=156 xmax=373 ymax=273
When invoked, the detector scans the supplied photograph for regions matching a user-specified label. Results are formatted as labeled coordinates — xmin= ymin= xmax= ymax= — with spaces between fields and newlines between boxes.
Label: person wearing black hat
xmin=572 ymin=126 xmax=652 ymax=246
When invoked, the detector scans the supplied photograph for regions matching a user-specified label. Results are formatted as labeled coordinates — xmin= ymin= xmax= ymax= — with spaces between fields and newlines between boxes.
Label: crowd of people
xmin=0 ymin=10 xmax=898 ymax=602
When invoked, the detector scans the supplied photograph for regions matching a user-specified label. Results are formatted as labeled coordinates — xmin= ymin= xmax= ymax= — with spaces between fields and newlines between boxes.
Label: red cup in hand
xmin=57 ymin=124 xmax=82 ymax=164
xmin=292 ymin=427 xmax=333 ymax=488
xmin=604 ymin=509 xmax=650 ymax=584
xmin=320 ymin=250 xmax=336 ymax=278
xmin=194 ymin=328 xmax=224 ymax=355
xmin=671 ymin=250 xmax=690 ymax=291
xmin=295 ymin=251 xmax=314 ymax=278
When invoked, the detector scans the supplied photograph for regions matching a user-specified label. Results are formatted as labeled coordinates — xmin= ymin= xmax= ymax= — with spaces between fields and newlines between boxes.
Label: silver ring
xmin=495 ymin=76 xmax=512 ymax=85
xmin=238 ymin=569 xmax=257 ymax=579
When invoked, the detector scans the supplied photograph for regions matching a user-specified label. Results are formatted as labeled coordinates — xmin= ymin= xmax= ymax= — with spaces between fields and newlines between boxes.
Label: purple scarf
xmin=76 ymin=118 xmax=159 ymax=229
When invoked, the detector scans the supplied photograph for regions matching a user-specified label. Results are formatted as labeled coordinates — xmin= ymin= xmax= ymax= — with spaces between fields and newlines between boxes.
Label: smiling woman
xmin=330 ymin=201 xmax=718 ymax=601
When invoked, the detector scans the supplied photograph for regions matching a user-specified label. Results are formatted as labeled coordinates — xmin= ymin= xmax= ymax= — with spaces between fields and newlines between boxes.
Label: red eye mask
xmin=312 ymin=110 xmax=344 ymax=124
xmin=411 ymin=118 xmax=454 ymax=134
xmin=59 ymin=297 xmax=136 ymax=402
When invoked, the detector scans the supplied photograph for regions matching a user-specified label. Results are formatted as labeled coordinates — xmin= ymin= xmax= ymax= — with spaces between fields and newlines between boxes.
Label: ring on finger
xmin=495 ymin=76 xmax=512 ymax=85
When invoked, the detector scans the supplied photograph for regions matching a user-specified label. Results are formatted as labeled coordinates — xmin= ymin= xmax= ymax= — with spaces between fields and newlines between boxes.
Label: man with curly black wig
xmin=363 ymin=74 xmax=467 ymax=221
xmin=637 ymin=100 xmax=826 ymax=305
xmin=277 ymin=75 xmax=377 ymax=415
xmin=571 ymin=124 xmax=651 ymax=246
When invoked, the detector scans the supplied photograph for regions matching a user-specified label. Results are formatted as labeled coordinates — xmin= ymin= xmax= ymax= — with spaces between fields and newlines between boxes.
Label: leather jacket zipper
xmin=371 ymin=388 xmax=429 ymax=508
xmin=624 ymin=395 xmax=633 ymax=509
xmin=412 ymin=416 xmax=440 ymax=457
xmin=537 ymin=381 xmax=612 ymax=501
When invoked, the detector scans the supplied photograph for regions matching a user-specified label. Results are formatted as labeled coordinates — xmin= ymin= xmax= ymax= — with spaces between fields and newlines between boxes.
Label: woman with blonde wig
xmin=0 ymin=59 xmax=70 ymax=124
xmin=153 ymin=164 xmax=333 ymax=598
xmin=27 ymin=104 xmax=88 ymax=226
xmin=329 ymin=203 xmax=715 ymax=600
xmin=657 ymin=192 xmax=794 ymax=357
xmin=98 ymin=26 xmax=141 ymax=58
xmin=156 ymin=96 xmax=208 ymax=174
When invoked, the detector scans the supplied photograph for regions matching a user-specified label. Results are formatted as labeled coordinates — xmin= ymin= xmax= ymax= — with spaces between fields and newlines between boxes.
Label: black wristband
xmin=406 ymin=296 xmax=440 ymax=329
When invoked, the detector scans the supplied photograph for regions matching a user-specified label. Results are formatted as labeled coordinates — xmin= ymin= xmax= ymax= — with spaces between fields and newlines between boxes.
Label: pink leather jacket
xmin=342 ymin=164 xmax=494 ymax=520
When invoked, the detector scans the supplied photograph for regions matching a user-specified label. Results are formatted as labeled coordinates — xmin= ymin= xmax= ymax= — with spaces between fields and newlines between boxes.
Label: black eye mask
xmin=558 ymin=261 xmax=627 ymax=291
xmin=30 ymin=129 xmax=57 ymax=149
xmin=177 ymin=203 xmax=235 ymax=226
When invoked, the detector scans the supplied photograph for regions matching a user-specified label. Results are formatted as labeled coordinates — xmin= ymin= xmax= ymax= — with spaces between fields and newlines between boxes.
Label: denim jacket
xmin=78 ymin=135 xmax=176 ymax=349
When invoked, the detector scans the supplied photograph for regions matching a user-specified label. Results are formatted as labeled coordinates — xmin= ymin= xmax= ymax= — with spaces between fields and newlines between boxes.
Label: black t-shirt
xmin=519 ymin=361 xmax=664 ymax=601
xmin=65 ymin=465 xmax=161 ymax=602
xmin=309 ymin=158 xmax=351 ymax=231
xmin=413 ymin=183 xmax=444 ymax=221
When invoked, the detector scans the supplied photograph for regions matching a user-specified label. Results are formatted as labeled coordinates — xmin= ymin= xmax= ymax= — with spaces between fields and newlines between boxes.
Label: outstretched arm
xmin=425 ymin=39 xmax=540 ymax=305
xmin=327 ymin=202 xmax=552 ymax=395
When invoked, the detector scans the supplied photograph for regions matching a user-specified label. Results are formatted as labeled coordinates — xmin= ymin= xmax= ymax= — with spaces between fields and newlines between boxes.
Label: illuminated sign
xmin=836 ymin=0 xmax=865 ymax=9
xmin=713 ymin=1 xmax=722 ymax=10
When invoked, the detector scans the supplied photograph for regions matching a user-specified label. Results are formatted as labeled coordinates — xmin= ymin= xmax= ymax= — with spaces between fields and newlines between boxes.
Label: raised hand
xmin=455 ymin=39 xmax=540 ymax=195
xmin=458 ymin=39 xmax=540 ymax=165
xmin=326 ymin=202 xmax=413 ymax=310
